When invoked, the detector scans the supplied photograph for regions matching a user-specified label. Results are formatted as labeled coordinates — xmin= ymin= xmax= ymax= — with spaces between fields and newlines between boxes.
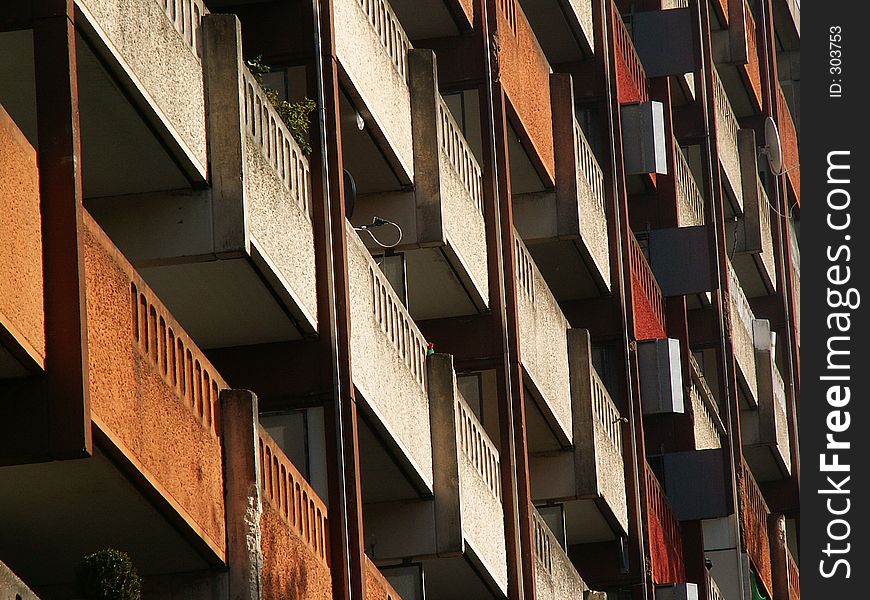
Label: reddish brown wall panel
xmin=0 ymin=106 xmax=45 ymax=365
xmin=82 ymin=214 xmax=226 ymax=557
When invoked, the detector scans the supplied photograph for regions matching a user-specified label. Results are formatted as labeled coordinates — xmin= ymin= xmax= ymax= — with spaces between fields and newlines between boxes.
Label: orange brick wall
xmin=0 ymin=105 xmax=45 ymax=365
xmin=82 ymin=214 xmax=226 ymax=558
xmin=497 ymin=0 xmax=556 ymax=183
xmin=260 ymin=507 xmax=333 ymax=600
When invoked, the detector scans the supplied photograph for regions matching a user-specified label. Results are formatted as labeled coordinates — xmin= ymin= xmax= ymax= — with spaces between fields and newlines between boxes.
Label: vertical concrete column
xmin=221 ymin=389 xmax=264 ymax=600
xmin=408 ymin=49 xmax=445 ymax=246
xmin=201 ymin=14 xmax=247 ymax=256
xmin=427 ymin=353 xmax=463 ymax=556
xmin=767 ymin=513 xmax=789 ymax=600
xmin=737 ymin=129 xmax=761 ymax=251
xmin=33 ymin=0 xmax=91 ymax=459
xmin=568 ymin=329 xmax=597 ymax=497
xmin=550 ymin=73 xmax=580 ymax=240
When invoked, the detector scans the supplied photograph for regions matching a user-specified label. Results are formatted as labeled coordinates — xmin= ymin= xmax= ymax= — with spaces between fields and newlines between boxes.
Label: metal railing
xmin=612 ymin=2 xmax=649 ymax=101
xmin=741 ymin=458 xmax=772 ymax=590
xmin=438 ymin=96 xmax=484 ymax=214
xmin=258 ymin=424 xmax=330 ymax=566
xmin=241 ymin=66 xmax=313 ymax=219
xmin=629 ymin=231 xmax=666 ymax=333
xmin=645 ymin=461 xmax=684 ymax=578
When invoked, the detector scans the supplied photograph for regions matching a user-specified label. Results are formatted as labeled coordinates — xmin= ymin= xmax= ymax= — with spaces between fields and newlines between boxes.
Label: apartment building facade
xmin=0 ymin=0 xmax=800 ymax=599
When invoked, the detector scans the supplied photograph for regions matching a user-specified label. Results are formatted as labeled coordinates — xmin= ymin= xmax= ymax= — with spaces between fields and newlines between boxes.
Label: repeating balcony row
xmin=726 ymin=260 xmax=791 ymax=483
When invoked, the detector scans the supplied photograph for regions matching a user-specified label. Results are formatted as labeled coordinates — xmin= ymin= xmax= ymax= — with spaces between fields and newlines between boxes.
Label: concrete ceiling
xmin=0 ymin=447 xmax=208 ymax=593
xmin=519 ymin=0 xmax=588 ymax=64
xmin=389 ymin=0 xmax=461 ymax=40
xmin=138 ymin=257 xmax=302 ymax=350
xmin=339 ymin=90 xmax=403 ymax=194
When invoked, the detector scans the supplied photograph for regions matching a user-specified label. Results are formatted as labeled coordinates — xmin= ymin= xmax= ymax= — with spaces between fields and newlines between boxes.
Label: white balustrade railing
xmin=438 ymin=96 xmax=484 ymax=214
xmin=241 ymin=66 xmax=313 ymax=219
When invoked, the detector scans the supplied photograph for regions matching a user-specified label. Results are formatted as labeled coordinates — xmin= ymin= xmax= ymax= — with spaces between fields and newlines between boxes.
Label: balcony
xmin=520 ymin=0 xmax=595 ymax=62
xmin=772 ymin=0 xmax=800 ymax=51
xmin=645 ymin=462 xmax=686 ymax=585
xmin=496 ymin=0 xmax=556 ymax=183
xmin=728 ymin=137 xmax=776 ymax=297
xmin=334 ymin=0 xmax=414 ymax=182
xmin=73 ymin=0 xmax=209 ymax=178
xmin=362 ymin=354 xmax=508 ymax=598
xmin=777 ymin=83 xmax=800 ymax=206
xmin=532 ymin=508 xmax=593 ymax=600
xmin=712 ymin=65 xmax=743 ymax=214
xmin=0 ymin=213 xmax=228 ymax=593
xmin=514 ymin=74 xmax=611 ymax=299
xmin=674 ymin=140 xmax=705 ymax=228
xmin=629 ymin=232 xmax=667 ymax=340
xmin=612 ymin=2 xmax=649 ymax=104
xmin=688 ymin=355 xmax=725 ymax=451
xmin=741 ymin=321 xmax=791 ymax=480
xmin=727 ymin=259 xmax=758 ymax=407
xmin=515 ymin=234 xmax=573 ymax=448
xmin=351 ymin=50 xmax=489 ymax=320
xmin=222 ymin=389 xmax=405 ymax=600
xmin=712 ymin=0 xmax=763 ymax=115
xmin=739 ymin=459 xmax=773 ymax=598
xmin=0 ymin=1 xmax=213 ymax=263
xmin=347 ymin=222 xmax=434 ymax=494
xmin=788 ymin=222 xmax=800 ymax=346
xmin=0 ymin=105 xmax=44 ymax=378
xmin=89 ymin=16 xmax=318 ymax=350
xmin=0 ymin=560 xmax=38 ymax=600
xmin=529 ymin=329 xmax=629 ymax=541
xmin=256 ymin=425 xmax=332 ymax=599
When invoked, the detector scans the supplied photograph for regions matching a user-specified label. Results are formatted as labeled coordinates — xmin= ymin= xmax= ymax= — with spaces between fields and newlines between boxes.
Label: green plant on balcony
xmin=75 ymin=548 xmax=142 ymax=600
xmin=246 ymin=56 xmax=316 ymax=156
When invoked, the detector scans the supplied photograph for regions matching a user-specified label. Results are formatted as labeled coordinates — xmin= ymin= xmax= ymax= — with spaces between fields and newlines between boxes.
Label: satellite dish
xmin=343 ymin=169 xmax=356 ymax=219
xmin=762 ymin=116 xmax=783 ymax=176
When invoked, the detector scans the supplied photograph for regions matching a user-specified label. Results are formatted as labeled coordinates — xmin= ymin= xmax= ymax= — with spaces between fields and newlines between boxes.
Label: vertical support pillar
xmin=33 ymin=0 xmax=91 ymax=459
xmin=201 ymin=14 xmax=247 ymax=257
xmin=427 ymin=354 xmax=464 ymax=555
xmin=221 ymin=389 xmax=264 ymax=600
xmin=767 ymin=513 xmax=789 ymax=600
xmin=408 ymin=49 xmax=446 ymax=246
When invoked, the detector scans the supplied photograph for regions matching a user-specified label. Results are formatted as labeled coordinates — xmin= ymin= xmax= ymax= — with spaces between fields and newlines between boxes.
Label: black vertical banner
xmin=802 ymin=1 xmax=870 ymax=597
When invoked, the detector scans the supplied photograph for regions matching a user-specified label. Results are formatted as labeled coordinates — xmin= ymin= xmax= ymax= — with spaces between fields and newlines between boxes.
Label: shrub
xmin=76 ymin=548 xmax=142 ymax=600
xmin=246 ymin=56 xmax=316 ymax=156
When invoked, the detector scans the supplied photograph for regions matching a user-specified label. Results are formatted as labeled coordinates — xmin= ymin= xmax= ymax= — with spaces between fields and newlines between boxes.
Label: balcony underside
xmin=0 ymin=439 xmax=219 ymax=598
xmin=422 ymin=551 xmax=507 ymax=600
xmin=0 ymin=28 xmax=195 ymax=194
xmin=358 ymin=404 xmax=433 ymax=502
